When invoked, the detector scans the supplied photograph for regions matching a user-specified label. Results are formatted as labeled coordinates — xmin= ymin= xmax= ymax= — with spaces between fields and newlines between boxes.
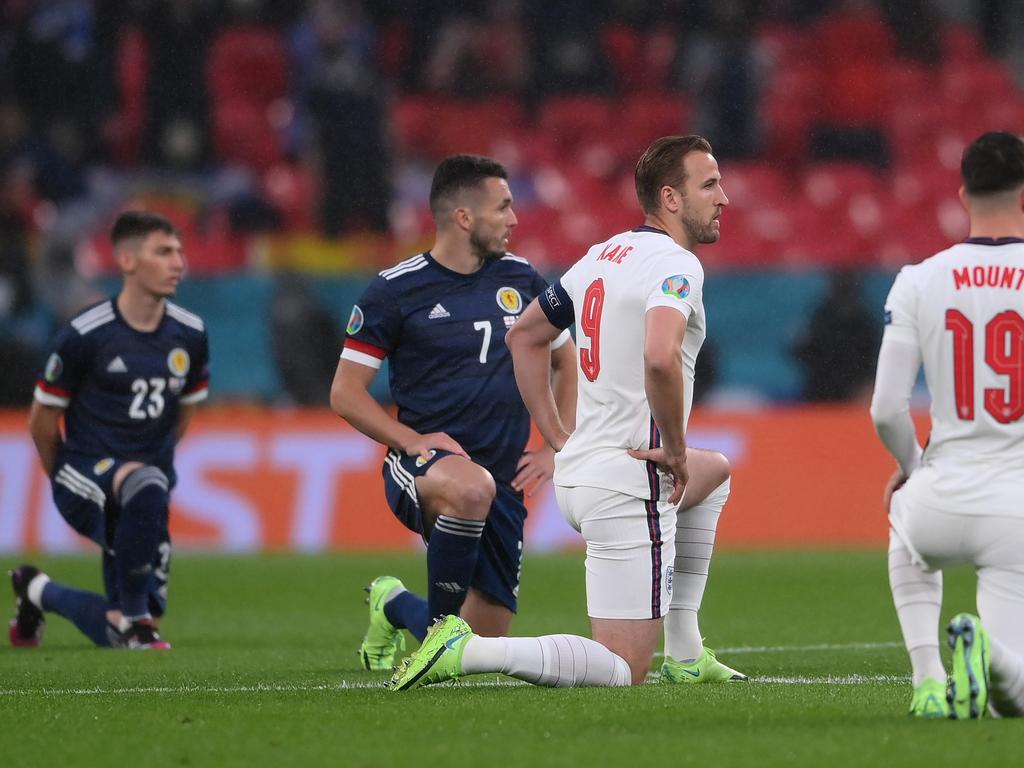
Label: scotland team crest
xmin=661 ymin=275 xmax=691 ymax=300
xmin=415 ymin=450 xmax=437 ymax=467
xmin=167 ymin=348 xmax=191 ymax=377
xmin=93 ymin=458 xmax=114 ymax=475
xmin=347 ymin=305 xmax=364 ymax=334
xmin=496 ymin=287 xmax=523 ymax=314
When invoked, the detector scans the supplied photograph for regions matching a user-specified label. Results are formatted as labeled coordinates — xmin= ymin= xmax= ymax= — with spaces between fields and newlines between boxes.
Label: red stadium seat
xmin=538 ymin=96 xmax=616 ymax=156
xmin=263 ymin=164 xmax=318 ymax=231
xmin=208 ymin=25 xmax=289 ymax=105
xmin=212 ymin=99 xmax=284 ymax=171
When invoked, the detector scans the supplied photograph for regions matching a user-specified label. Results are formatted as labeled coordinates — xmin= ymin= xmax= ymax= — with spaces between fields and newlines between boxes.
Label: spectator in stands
xmin=527 ymin=0 xmax=613 ymax=100
xmin=422 ymin=2 xmax=529 ymax=99
xmin=0 ymin=167 xmax=40 ymax=406
xmin=269 ymin=273 xmax=342 ymax=406
xmin=674 ymin=0 xmax=761 ymax=159
xmin=297 ymin=0 xmax=390 ymax=235
xmin=791 ymin=267 xmax=881 ymax=402
xmin=141 ymin=0 xmax=217 ymax=170
xmin=807 ymin=0 xmax=893 ymax=169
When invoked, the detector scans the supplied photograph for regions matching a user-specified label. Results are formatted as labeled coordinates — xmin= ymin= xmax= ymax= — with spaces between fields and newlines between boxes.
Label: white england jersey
xmin=884 ymin=238 xmax=1024 ymax=513
xmin=553 ymin=226 xmax=706 ymax=500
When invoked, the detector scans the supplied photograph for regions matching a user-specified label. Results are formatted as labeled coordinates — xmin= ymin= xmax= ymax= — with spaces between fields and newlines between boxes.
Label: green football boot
xmin=358 ymin=576 xmax=406 ymax=672
xmin=387 ymin=615 xmax=473 ymax=691
xmin=908 ymin=677 xmax=950 ymax=718
xmin=660 ymin=647 xmax=748 ymax=683
xmin=946 ymin=613 xmax=990 ymax=720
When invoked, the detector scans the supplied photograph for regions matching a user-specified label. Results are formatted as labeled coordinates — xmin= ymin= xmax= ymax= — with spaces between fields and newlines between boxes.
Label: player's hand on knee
xmin=404 ymin=432 xmax=469 ymax=460
xmin=883 ymin=468 xmax=908 ymax=514
xmin=628 ymin=447 xmax=688 ymax=504
xmin=512 ymin=444 xmax=555 ymax=497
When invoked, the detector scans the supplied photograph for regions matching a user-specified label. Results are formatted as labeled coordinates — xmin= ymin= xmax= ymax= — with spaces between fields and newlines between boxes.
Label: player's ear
xmin=660 ymin=185 xmax=681 ymax=214
xmin=114 ymin=242 xmax=138 ymax=274
xmin=453 ymin=205 xmax=473 ymax=232
xmin=957 ymin=185 xmax=968 ymax=211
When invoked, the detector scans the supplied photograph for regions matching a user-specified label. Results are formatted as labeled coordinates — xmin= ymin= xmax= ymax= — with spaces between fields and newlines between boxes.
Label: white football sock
xmin=26 ymin=573 xmax=50 ymax=610
xmin=460 ymin=634 xmax=631 ymax=687
xmin=976 ymin=575 xmax=1024 ymax=717
xmin=887 ymin=531 xmax=945 ymax=686
xmin=987 ymin=635 xmax=1024 ymax=717
xmin=665 ymin=478 xmax=729 ymax=662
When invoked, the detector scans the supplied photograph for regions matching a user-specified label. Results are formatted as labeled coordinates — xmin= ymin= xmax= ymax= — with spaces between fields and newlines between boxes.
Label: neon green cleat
xmin=946 ymin=613 xmax=990 ymax=720
xmin=387 ymin=615 xmax=473 ymax=691
xmin=909 ymin=677 xmax=950 ymax=718
xmin=358 ymin=576 xmax=406 ymax=672
xmin=660 ymin=647 xmax=748 ymax=683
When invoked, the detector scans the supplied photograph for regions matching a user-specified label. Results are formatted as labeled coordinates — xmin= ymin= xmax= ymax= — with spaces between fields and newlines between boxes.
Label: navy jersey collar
xmin=111 ymin=294 xmax=167 ymax=336
xmin=424 ymin=251 xmax=497 ymax=279
xmin=631 ymin=225 xmax=671 ymax=237
xmin=964 ymin=237 xmax=1024 ymax=246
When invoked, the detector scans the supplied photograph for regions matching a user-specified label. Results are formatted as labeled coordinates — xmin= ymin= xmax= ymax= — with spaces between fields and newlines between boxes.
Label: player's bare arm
xmin=870 ymin=330 xmax=924 ymax=478
xmin=27 ymin=400 xmax=63 ymax=477
xmin=506 ymin=299 xmax=573 ymax=452
xmin=330 ymin=358 xmax=468 ymax=459
xmin=634 ymin=305 xmax=689 ymax=504
xmin=175 ymin=402 xmax=199 ymax=442
xmin=510 ymin=330 xmax=578 ymax=495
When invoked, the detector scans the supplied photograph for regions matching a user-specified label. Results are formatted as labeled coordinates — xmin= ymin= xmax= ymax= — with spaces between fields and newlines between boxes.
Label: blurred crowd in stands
xmin=1 ymin=0 xmax=1022 ymax=406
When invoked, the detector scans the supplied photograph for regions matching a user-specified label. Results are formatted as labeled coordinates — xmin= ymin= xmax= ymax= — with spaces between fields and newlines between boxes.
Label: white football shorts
xmin=556 ymin=485 xmax=677 ymax=620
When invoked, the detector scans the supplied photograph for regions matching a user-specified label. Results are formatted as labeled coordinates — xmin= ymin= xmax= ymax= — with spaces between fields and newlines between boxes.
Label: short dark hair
xmin=429 ymin=155 xmax=509 ymax=219
xmin=635 ymin=135 xmax=713 ymax=214
xmin=111 ymin=210 xmax=179 ymax=246
xmin=961 ymin=132 xmax=1024 ymax=196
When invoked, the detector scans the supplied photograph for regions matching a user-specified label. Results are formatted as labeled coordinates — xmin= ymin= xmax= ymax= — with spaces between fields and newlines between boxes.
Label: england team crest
xmin=496 ymin=287 xmax=523 ymax=314
xmin=167 ymin=348 xmax=191 ymax=377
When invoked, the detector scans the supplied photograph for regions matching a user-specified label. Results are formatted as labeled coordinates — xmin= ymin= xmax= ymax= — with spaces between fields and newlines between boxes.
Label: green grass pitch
xmin=1 ymin=550 xmax=1020 ymax=766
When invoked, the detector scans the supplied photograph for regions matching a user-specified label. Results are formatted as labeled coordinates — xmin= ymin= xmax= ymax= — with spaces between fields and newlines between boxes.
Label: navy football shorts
xmin=51 ymin=452 xmax=171 ymax=617
xmin=382 ymin=448 xmax=525 ymax=613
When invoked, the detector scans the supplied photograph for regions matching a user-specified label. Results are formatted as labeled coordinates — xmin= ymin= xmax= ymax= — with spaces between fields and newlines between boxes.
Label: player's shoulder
xmin=165 ymin=301 xmax=207 ymax=335
xmin=377 ymin=252 xmax=431 ymax=283
xmin=67 ymin=299 xmax=116 ymax=337
xmin=492 ymin=251 xmax=540 ymax=279
xmin=894 ymin=244 xmax=964 ymax=286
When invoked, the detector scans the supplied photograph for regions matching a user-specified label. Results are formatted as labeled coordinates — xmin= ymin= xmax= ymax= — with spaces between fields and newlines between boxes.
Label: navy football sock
xmin=426 ymin=515 xmax=486 ymax=623
xmin=114 ymin=468 xmax=169 ymax=620
xmin=40 ymin=581 xmax=112 ymax=647
xmin=383 ymin=590 xmax=430 ymax=642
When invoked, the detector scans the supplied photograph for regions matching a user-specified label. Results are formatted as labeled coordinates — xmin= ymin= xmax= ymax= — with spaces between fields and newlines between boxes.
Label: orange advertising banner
xmin=0 ymin=406 xmax=925 ymax=553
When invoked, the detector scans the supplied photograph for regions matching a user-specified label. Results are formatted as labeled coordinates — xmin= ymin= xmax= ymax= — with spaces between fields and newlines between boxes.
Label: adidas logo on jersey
xmin=428 ymin=303 xmax=451 ymax=319
xmin=106 ymin=356 xmax=127 ymax=373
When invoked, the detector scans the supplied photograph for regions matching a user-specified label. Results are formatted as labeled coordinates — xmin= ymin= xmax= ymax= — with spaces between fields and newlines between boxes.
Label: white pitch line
xmin=713 ymin=640 xmax=903 ymax=655
xmin=0 ymin=641 xmax=908 ymax=697
xmin=0 ymin=674 xmax=909 ymax=697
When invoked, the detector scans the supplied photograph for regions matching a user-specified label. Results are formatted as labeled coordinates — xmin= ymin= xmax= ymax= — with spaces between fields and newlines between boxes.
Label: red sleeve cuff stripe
xmin=36 ymin=380 xmax=71 ymax=397
xmin=183 ymin=380 xmax=210 ymax=394
xmin=344 ymin=339 xmax=387 ymax=360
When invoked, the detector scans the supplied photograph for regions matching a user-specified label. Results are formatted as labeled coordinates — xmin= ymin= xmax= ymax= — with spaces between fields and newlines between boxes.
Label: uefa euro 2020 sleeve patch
xmin=347 ymin=305 xmax=364 ymax=335
xmin=661 ymin=275 xmax=691 ymax=300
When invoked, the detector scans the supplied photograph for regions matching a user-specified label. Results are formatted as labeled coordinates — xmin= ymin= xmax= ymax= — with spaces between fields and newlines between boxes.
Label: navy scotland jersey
xmin=341 ymin=252 xmax=569 ymax=484
xmin=34 ymin=299 xmax=210 ymax=481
